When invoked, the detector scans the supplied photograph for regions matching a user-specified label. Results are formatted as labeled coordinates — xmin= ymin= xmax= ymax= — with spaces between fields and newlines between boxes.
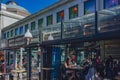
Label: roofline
xmin=2 ymin=0 xmax=73 ymax=31
xmin=6 ymin=1 xmax=18 ymax=5
xmin=0 ymin=10 xmax=25 ymax=19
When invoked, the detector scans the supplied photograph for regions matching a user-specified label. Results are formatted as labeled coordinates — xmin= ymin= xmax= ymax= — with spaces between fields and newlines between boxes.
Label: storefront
xmin=41 ymin=5 xmax=120 ymax=80
xmin=41 ymin=37 xmax=120 ymax=80
xmin=5 ymin=35 xmax=41 ymax=80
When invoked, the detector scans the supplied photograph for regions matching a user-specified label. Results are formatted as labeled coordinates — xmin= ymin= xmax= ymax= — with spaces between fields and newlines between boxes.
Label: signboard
xmin=8 ymin=36 xmax=25 ymax=47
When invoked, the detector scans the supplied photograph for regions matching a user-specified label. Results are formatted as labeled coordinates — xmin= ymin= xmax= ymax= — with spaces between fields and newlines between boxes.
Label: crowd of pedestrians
xmin=61 ymin=55 xmax=120 ymax=80
xmin=95 ymin=55 xmax=120 ymax=80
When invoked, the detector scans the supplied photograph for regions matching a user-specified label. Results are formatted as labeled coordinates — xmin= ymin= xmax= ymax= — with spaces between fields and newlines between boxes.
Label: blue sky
xmin=2 ymin=0 xmax=59 ymax=14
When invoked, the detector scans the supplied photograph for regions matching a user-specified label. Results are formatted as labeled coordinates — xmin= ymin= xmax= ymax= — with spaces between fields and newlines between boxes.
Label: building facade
xmin=1 ymin=0 xmax=120 ymax=55
xmin=0 ymin=0 xmax=120 ymax=80
xmin=0 ymin=1 xmax=30 ymax=45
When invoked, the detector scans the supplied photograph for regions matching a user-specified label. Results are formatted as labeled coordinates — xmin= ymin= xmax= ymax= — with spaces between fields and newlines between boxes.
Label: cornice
xmin=0 ymin=10 xmax=25 ymax=19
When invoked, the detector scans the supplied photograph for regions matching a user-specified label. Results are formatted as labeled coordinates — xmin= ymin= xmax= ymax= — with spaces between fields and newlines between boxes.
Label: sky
xmin=2 ymin=0 xmax=59 ymax=14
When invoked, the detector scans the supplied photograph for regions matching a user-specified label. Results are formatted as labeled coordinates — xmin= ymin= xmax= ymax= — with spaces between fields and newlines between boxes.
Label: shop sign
xmin=8 ymin=36 xmax=25 ymax=47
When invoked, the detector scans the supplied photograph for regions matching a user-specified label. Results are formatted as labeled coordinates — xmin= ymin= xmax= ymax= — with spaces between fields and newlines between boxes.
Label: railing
xmin=98 ymin=5 xmax=120 ymax=33
xmin=41 ymin=6 xmax=120 ymax=42
xmin=42 ymin=13 xmax=95 ymax=41
xmin=42 ymin=24 xmax=61 ymax=41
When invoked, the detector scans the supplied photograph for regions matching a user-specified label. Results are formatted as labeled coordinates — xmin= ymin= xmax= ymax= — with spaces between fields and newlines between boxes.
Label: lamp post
xmin=37 ymin=25 xmax=43 ymax=80
xmin=60 ymin=11 xmax=64 ymax=39
xmin=1 ymin=41 xmax=6 ymax=73
xmin=24 ymin=29 xmax=33 ymax=80
xmin=95 ymin=0 xmax=98 ymax=34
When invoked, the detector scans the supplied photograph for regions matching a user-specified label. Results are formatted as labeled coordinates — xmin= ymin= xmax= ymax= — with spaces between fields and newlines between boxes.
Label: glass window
xmin=47 ymin=15 xmax=53 ymax=26
xmin=84 ymin=0 xmax=95 ymax=15
xmin=7 ymin=31 xmax=9 ymax=38
xmin=57 ymin=10 xmax=64 ymax=23
xmin=3 ymin=33 xmax=6 ymax=39
xmin=31 ymin=21 xmax=36 ymax=31
xmin=25 ymin=24 xmax=28 ymax=32
xmin=19 ymin=26 xmax=24 ymax=34
xmin=10 ymin=30 xmax=13 ymax=37
xmin=38 ymin=18 xmax=43 ymax=28
xmin=104 ymin=0 xmax=119 ymax=9
xmin=69 ymin=5 xmax=78 ymax=19
xmin=15 ymin=28 xmax=18 ymax=35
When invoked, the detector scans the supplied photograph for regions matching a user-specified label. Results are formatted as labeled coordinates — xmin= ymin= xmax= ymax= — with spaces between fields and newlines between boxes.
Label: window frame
xmin=47 ymin=15 xmax=53 ymax=26
xmin=3 ymin=33 xmax=6 ymax=39
xmin=84 ymin=0 xmax=96 ymax=15
xmin=15 ymin=28 xmax=19 ymax=36
xmin=104 ymin=0 xmax=119 ymax=9
xmin=7 ymin=31 xmax=9 ymax=38
xmin=10 ymin=29 xmax=14 ymax=37
xmin=69 ymin=5 xmax=78 ymax=19
xmin=31 ymin=21 xmax=36 ymax=31
xmin=57 ymin=10 xmax=64 ymax=23
xmin=25 ymin=24 xmax=28 ymax=32
xmin=19 ymin=26 xmax=24 ymax=34
xmin=38 ymin=18 xmax=43 ymax=28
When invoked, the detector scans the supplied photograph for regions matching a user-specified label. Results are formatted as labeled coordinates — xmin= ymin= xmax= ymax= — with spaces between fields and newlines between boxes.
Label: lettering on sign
xmin=8 ymin=36 xmax=25 ymax=47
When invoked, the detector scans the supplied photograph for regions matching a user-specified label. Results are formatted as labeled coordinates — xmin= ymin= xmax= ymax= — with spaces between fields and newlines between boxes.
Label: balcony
xmin=42 ymin=5 xmax=120 ymax=42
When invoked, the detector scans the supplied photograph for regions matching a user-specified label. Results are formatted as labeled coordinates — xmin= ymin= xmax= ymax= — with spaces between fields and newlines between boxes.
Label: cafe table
xmin=0 ymin=72 xmax=11 ymax=80
xmin=0 ymin=73 xmax=6 ymax=79
xmin=11 ymin=69 xmax=26 ymax=80
xmin=42 ymin=67 xmax=54 ymax=80
xmin=68 ymin=66 xmax=84 ymax=80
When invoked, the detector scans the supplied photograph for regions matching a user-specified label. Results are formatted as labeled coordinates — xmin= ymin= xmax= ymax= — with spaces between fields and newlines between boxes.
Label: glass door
xmin=31 ymin=48 xmax=40 ymax=80
xmin=51 ymin=47 xmax=61 ymax=80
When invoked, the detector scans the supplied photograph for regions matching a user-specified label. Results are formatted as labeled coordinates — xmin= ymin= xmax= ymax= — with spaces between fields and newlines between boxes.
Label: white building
xmin=0 ymin=1 xmax=30 ymax=39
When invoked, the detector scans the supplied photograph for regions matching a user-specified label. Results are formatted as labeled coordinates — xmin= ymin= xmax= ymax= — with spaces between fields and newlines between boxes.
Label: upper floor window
xmin=57 ymin=10 xmax=64 ymax=23
xmin=38 ymin=18 xmax=43 ymax=28
xmin=15 ymin=28 xmax=19 ymax=35
xmin=84 ymin=0 xmax=95 ymax=15
xmin=47 ymin=15 xmax=53 ymax=26
xmin=31 ymin=21 xmax=36 ymax=31
xmin=3 ymin=33 xmax=6 ymax=39
xmin=7 ymin=31 xmax=9 ymax=38
xmin=19 ymin=26 xmax=24 ymax=34
xmin=25 ymin=24 xmax=28 ymax=32
xmin=69 ymin=5 xmax=78 ymax=19
xmin=104 ymin=0 xmax=119 ymax=9
xmin=10 ymin=30 xmax=14 ymax=37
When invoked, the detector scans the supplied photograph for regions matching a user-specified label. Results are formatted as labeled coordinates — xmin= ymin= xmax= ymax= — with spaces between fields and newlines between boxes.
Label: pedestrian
xmin=105 ymin=55 xmax=114 ymax=79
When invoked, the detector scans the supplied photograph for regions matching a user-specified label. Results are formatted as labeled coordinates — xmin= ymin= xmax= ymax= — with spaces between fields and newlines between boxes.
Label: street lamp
xmin=0 ymin=41 xmax=6 ymax=73
xmin=48 ymin=34 xmax=54 ymax=40
xmin=60 ymin=11 xmax=64 ymax=39
xmin=24 ymin=29 xmax=33 ymax=80
xmin=24 ymin=29 xmax=33 ymax=45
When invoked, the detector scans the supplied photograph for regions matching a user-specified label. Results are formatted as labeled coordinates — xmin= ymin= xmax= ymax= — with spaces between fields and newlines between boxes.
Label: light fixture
xmin=38 ymin=47 xmax=41 ymax=52
xmin=24 ymin=29 xmax=32 ymax=38
xmin=38 ymin=47 xmax=41 ymax=55
xmin=24 ymin=29 xmax=33 ymax=45
xmin=48 ymin=34 xmax=54 ymax=40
